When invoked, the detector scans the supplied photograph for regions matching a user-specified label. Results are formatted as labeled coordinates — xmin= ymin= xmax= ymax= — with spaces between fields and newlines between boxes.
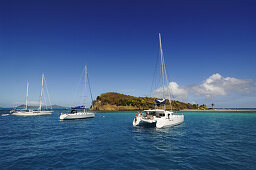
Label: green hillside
xmin=91 ymin=92 xmax=207 ymax=111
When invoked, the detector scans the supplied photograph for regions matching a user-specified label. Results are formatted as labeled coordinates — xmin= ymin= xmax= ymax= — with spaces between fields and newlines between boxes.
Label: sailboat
xmin=60 ymin=65 xmax=95 ymax=120
xmin=133 ymin=33 xmax=184 ymax=128
xmin=33 ymin=73 xmax=53 ymax=115
xmin=11 ymin=81 xmax=34 ymax=115
xmin=12 ymin=74 xmax=53 ymax=116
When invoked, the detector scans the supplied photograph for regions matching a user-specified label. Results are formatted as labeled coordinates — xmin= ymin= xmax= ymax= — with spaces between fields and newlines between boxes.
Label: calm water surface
xmin=0 ymin=109 xmax=256 ymax=169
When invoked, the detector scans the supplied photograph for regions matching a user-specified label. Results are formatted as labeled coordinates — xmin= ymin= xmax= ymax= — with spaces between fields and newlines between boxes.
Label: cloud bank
xmin=192 ymin=73 xmax=254 ymax=98
xmin=153 ymin=73 xmax=256 ymax=100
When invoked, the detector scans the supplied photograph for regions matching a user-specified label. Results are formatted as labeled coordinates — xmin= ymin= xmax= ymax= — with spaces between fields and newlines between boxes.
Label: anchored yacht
xmin=12 ymin=74 xmax=53 ymax=116
xmin=133 ymin=33 xmax=184 ymax=128
xmin=133 ymin=109 xmax=184 ymax=128
xmin=60 ymin=65 xmax=95 ymax=120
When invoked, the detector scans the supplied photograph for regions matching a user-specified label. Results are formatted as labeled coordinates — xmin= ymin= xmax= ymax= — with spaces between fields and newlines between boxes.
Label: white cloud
xmin=152 ymin=73 xmax=256 ymax=101
xmin=169 ymin=82 xmax=188 ymax=99
xmin=192 ymin=73 xmax=255 ymax=98
xmin=153 ymin=82 xmax=187 ymax=100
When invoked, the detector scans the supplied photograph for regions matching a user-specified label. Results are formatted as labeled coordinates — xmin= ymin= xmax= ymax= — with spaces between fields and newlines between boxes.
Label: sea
xmin=0 ymin=109 xmax=256 ymax=169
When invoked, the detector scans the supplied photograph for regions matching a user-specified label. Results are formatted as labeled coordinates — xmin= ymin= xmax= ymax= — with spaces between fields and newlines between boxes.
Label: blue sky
xmin=0 ymin=0 xmax=256 ymax=108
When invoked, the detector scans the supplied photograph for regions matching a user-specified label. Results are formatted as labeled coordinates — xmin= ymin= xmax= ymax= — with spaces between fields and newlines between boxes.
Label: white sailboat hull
xmin=60 ymin=112 xmax=95 ymax=120
xmin=32 ymin=110 xmax=53 ymax=115
xmin=12 ymin=110 xmax=53 ymax=116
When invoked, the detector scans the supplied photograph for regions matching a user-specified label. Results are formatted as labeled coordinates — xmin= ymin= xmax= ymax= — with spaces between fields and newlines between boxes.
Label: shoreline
xmin=92 ymin=109 xmax=256 ymax=112
xmin=181 ymin=109 xmax=256 ymax=112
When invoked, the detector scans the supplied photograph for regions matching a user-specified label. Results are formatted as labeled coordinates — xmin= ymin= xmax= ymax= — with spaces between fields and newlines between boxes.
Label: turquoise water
xmin=0 ymin=109 xmax=256 ymax=169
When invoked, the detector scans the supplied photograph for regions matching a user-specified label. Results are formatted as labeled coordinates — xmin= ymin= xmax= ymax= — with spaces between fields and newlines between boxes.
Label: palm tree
xmin=211 ymin=103 xmax=215 ymax=109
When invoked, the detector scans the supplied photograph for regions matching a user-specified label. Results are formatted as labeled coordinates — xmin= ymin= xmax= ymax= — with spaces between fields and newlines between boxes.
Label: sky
xmin=0 ymin=0 xmax=256 ymax=108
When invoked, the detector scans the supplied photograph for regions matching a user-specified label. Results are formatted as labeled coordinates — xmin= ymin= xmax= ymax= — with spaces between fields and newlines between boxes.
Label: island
xmin=91 ymin=92 xmax=207 ymax=111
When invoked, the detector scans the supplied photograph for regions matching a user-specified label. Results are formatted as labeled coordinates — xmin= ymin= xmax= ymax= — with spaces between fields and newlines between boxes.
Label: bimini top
xmin=71 ymin=106 xmax=85 ymax=109
xmin=154 ymin=99 xmax=166 ymax=105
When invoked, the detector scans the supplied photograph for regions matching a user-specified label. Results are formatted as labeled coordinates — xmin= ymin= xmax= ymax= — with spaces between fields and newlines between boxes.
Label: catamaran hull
xmin=155 ymin=115 xmax=184 ymax=128
xmin=60 ymin=112 xmax=95 ymax=120
xmin=133 ymin=115 xmax=184 ymax=128
xmin=133 ymin=117 xmax=156 ymax=127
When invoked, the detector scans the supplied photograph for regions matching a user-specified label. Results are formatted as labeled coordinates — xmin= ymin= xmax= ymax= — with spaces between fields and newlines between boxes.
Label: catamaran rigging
xmin=133 ymin=33 xmax=184 ymax=128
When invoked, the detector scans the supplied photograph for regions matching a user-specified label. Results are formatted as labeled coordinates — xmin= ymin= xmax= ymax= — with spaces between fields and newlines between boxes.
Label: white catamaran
xmin=60 ymin=65 xmax=95 ymax=120
xmin=133 ymin=33 xmax=184 ymax=128
xmin=12 ymin=74 xmax=53 ymax=116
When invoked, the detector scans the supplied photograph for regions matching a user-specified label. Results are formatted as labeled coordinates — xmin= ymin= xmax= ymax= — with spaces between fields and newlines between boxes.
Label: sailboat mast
xmin=84 ymin=65 xmax=87 ymax=112
xmin=25 ymin=81 xmax=29 ymax=110
xmin=159 ymin=33 xmax=165 ymax=99
xmin=39 ymin=73 xmax=44 ymax=111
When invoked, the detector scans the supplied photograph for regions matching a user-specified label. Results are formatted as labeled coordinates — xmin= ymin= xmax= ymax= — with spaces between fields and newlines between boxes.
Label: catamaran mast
xmin=160 ymin=33 xmax=173 ymax=110
xmin=25 ymin=81 xmax=29 ymax=110
xmin=39 ymin=73 xmax=44 ymax=111
xmin=159 ymin=33 xmax=165 ymax=99
xmin=159 ymin=33 xmax=166 ymax=110
xmin=84 ymin=65 xmax=87 ymax=113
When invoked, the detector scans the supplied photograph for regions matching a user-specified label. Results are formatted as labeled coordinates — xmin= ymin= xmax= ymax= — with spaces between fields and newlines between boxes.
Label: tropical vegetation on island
xmin=91 ymin=92 xmax=207 ymax=111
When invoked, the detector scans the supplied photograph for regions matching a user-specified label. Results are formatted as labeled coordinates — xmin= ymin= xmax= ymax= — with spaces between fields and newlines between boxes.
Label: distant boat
xmin=60 ymin=65 xmax=95 ymax=120
xmin=12 ymin=74 xmax=53 ymax=116
xmin=133 ymin=33 xmax=184 ymax=128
